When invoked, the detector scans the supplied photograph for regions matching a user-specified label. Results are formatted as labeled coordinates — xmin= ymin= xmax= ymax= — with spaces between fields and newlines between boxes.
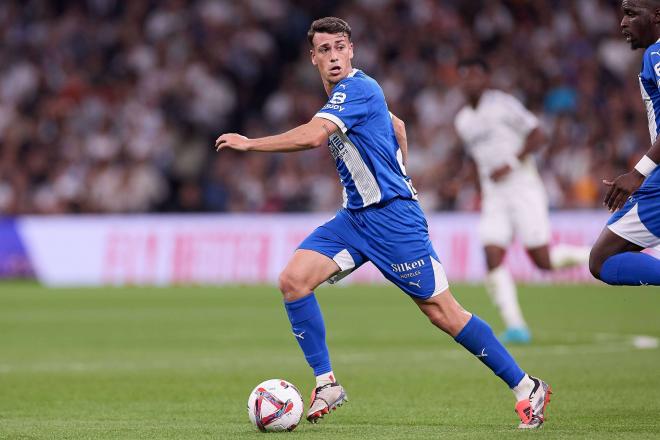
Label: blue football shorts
xmin=298 ymin=197 xmax=449 ymax=300
xmin=607 ymin=172 xmax=660 ymax=248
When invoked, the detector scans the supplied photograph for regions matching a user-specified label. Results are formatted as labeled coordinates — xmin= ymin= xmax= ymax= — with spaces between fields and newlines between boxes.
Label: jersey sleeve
xmin=501 ymin=93 xmax=539 ymax=135
xmin=642 ymin=47 xmax=660 ymax=84
xmin=315 ymin=79 xmax=368 ymax=133
xmin=640 ymin=48 xmax=660 ymax=141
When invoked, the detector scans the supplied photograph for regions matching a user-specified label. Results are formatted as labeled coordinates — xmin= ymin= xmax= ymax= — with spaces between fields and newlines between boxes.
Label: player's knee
xmin=277 ymin=271 xmax=296 ymax=297
xmin=588 ymin=248 xmax=604 ymax=280
xmin=278 ymin=270 xmax=310 ymax=301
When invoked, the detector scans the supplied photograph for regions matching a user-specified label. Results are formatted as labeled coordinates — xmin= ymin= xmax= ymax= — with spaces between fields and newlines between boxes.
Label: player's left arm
xmin=603 ymin=141 xmax=660 ymax=212
xmin=516 ymin=127 xmax=546 ymax=161
xmin=390 ymin=112 xmax=408 ymax=165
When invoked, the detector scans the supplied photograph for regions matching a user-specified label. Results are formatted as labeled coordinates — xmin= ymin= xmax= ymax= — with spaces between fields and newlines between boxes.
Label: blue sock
xmin=600 ymin=252 xmax=660 ymax=286
xmin=454 ymin=315 xmax=525 ymax=388
xmin=284 ymin=293 xmax=332 ymax=376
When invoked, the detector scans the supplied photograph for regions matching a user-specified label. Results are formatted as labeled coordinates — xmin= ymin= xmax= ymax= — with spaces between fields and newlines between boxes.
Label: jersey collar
xmin=331 ymin=68 xmax=359 ymax=92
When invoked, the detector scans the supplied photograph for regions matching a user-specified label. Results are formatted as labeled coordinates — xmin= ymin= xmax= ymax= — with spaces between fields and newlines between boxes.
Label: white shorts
xmin=607 ymin=202 xmax=660 ymax=248
xmin=479 ymin=184 xmax=550 ymax=249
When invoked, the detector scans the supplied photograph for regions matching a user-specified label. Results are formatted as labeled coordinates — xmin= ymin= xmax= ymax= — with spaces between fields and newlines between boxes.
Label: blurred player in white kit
xmin=454 ymin=58 xmax=590 ymax=344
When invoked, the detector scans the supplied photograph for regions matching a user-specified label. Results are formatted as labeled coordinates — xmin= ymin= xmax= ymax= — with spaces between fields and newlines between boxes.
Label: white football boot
xmin=306 ymin=382 xmax=348 ymax=423
xmin=515 ymin=376 xmax=552 ymax=429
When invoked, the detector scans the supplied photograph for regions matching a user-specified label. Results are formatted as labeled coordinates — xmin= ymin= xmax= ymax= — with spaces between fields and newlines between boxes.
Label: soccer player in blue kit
xmin=215 ymin=17 xmax=551 ymax=429
xmin=589 ymin=0 xmax=660 ymax=286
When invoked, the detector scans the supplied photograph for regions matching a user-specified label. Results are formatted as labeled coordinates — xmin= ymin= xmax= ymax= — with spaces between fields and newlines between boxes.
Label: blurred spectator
xmin=0 ymin=0 xmax=648 ymax=214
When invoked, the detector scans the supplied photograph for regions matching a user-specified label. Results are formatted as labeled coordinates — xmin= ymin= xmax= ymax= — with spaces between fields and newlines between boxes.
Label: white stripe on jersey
xmin=639 ymin=76 xmax=658 ymax=144
xmin=336 ymin=131 xmax=381 ymax=206
xmin=315 ymin=112 xmax=347 ymax=133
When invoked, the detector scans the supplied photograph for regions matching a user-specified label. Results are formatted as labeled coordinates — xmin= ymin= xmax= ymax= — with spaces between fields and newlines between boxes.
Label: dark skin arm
xmin=603 ymin=140 xmax=660 ymax=212
xmin=490 ymin=127 xmax=546 ymax=182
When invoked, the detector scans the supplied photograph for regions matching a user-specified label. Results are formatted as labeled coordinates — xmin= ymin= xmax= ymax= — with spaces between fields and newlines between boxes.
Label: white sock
xmin=512 ymin=374 xmax=535 ymax=401
xmin=550 ymin=244 xmax=590 ymax=269
xmin=316 ymin=371 xmax=336 ymax=387
xmin=485 ymin=266 xmax=526 ymax=329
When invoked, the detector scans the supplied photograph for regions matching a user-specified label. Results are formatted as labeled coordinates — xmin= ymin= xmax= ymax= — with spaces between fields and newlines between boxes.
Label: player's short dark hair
xmin=307 ymin=17 xmax=352 ymax=47
xmin=457 ymin=57 xmax=490 ymax=73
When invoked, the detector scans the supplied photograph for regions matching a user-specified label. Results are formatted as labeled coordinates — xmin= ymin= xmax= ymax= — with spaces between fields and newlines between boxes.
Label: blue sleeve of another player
xmin=314 ymin=79 xmax=368 ymax=133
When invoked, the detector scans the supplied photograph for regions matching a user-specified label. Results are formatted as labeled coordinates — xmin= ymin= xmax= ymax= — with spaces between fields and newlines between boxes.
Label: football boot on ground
xmin=515 ymin=376 xmax=552 ymax=429
xmin=306 ymin=382 xmax=347 ymax=423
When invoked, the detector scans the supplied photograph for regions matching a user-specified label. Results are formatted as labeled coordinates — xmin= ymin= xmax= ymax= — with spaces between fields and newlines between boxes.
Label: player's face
xmin=310 ymin=32 xmax=354 ymax=86
xmin=458 ymin=65 xmax=488 ymax=102
xmin=621 ymin=0 xmax=660 ymax=49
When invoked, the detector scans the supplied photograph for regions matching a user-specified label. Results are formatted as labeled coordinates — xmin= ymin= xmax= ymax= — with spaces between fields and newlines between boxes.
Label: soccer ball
xmin=247 ymin=379 xmax=304 ymax=432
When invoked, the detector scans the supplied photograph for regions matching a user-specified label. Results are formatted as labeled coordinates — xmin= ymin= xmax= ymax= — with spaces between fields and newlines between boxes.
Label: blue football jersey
xmin=638 ymin=42 xmax=660 ymax=191
xmin=314 ymin=69 xmax=417 ymax=209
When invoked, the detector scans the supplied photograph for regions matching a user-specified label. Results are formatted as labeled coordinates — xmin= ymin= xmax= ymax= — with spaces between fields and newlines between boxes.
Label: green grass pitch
xmin=1 ymin=282 xmax=659 ymax=439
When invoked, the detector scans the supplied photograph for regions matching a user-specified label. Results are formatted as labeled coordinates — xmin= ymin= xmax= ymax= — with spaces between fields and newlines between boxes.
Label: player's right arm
xmin=215 ymin=117 xmax=339 ymax=153
xmin=603 ymin=48 xmax=660 ymax=211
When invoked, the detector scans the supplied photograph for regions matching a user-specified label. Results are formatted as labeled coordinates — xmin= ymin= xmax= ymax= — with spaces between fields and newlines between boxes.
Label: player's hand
xmin=215 ymin=133 xmax=250 ymax=152
xmin=602 ymin=170 xmax=645 ymax=212
xmin=490 ymin=165 xmax=512 ymax=182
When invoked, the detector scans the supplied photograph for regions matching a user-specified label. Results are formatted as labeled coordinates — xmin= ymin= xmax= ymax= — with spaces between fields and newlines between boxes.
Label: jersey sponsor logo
xmin=321 ymin=103 xmax=345 ymax=112
xmin=654 ymin=61 xmax=660 ymax=77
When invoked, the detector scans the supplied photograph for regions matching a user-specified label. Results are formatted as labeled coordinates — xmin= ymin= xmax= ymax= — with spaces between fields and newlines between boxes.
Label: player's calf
xmin=414 ymin=289 xmax=471 ymax=337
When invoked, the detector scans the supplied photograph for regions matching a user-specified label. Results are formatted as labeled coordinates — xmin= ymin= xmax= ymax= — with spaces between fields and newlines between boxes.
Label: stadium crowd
xmin=0 ymin=0 xmax=647 ymax=214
